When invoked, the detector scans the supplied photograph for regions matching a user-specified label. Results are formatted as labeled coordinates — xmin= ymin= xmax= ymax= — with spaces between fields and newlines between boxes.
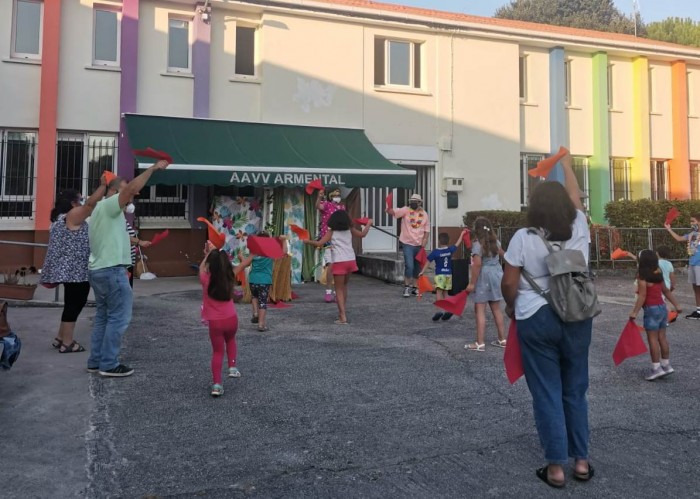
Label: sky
xmin=379 ymin=0 xmax=699 ymax=23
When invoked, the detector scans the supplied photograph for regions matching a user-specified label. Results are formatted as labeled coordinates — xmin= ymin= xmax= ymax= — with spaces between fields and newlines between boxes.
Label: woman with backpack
xmin=501 ymin=151 xmax=595 ymax=489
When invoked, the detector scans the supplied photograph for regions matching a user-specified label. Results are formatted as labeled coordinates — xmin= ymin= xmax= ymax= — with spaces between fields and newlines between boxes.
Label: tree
xmin=647 ymin=17 xmax=700 ymax=48
xmin=494 ymin=0 xmax=645 ymax=36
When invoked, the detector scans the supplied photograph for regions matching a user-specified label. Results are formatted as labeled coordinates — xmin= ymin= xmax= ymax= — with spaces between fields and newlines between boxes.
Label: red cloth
xmin=305 ymin=179 xmax=324 ymax=195
xmin=385 ymin=192 xmax=393 ymax=210
xmin=415 ymin=247 xmax=428 ymax=267
xmin=291 ymin=292 xmax=300 ymax=300
xmin=268 ymin=301 xmax=292 ymax=309
xmin=668 ymin=310 xmax=678 ymax=322
xmin=529 ymin=146 xmax=568 ymax=178
xmin=150 ymin=229 xmax=169 ymax=246
xmin=197 ymin=217 xmax=226 ymax=249
xmin=199 ymin=272 xmax=237 ymax=321
xmin=354 ymin=217 xmax=370 ymax=226
xmin=462 ymin=229 xmax=472 ymax=249
xmin=133 ymin=147 xmax=173 ymax=163
xmin=236 ymin=269 xmax=247 ymax=289
xmin=247 ymin=236 xmax=285 ymax=259
xmin=102 ymin=170 xmax=117 ymax=184
xmin=613 ymin=320 xmax=648 ymax=366
xmin=504 ymin=321 xmax=524 ymax=384
xmin=644 ymin=283 xmax=664 ymax=306
xmin=434 ymin=290 xmax=468 ymax=316
xmin=665 ymin=207 xmax=680 ymax=225
xmin=611 ymin=248 xmax=628 ymax=260
xmin=289 ymin=224 xmax=310 ymax=241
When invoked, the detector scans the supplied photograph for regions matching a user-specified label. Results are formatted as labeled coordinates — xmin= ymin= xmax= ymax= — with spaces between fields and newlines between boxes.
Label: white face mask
xmin=332 ymin=197 xmax=341 ymax=204
xmin=125 ymin=203 xmax=136 ymax=214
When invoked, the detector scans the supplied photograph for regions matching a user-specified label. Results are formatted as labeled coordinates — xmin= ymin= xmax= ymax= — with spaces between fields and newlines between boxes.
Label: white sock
xmin=652 ymin=362 xmax=661 ymax=370
xmin=696 ymin=307 xmax=700 ymax=313
xmin=660 ymin=359 xmax=670 ymax=367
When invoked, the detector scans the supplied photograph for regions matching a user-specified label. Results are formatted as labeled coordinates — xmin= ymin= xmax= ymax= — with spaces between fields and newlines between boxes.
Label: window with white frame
xmin=564 ymin=59 xmax=572 ymax=105
xmin=572 ymin=156 xmax=590 ymax=208
xmin=93 ymin=7 xmax=120 ymax=66
xmin=1 ymin=130 xmax=37 ymax=219
xmin=235 ymin=25 xmax=256 ymax=77
xmin=55 ymin=134 xmax=116 ymax=197
xmin=167 ymin=18 xmax=191 ymax=73
xmin=607 ymin=64 xmax=615 ymax=109
xmin=374 ymin=37 xmax=422 ymax=89
xmin=520 ymin=153 xmax=545 ymax=207
xmin=650 ymin=160 xmax=669 ymax=201
xmin=519 ymin=55 xmax=528 ymax=101
xmin=12 ymin=0 xmax=43 ymax=60
xmin=610 ymin=158 xmax=631 ymax=201
xmin=138 ymin=184 xmax=189 ymax=220
xmin=691 ymin=162 xmax=700 ymax=200
xmin=689 ymin=71 xmax=698 ymax=116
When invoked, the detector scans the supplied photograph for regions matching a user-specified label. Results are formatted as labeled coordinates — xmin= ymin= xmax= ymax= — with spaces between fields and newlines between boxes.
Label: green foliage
xmin=463 ymin=210 xmax=528 ymax=229
xmin=494 ymin=0 xmax=644 ymax=35
xmin=605 ymin=199 xmax=700 ymax=228
xmin=646 ymin=17 xmax=700 ymax=48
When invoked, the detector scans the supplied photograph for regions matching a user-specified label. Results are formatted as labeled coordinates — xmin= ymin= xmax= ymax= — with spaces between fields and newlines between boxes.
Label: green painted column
xmin=590 ymin=52 xmax=611 ymax=223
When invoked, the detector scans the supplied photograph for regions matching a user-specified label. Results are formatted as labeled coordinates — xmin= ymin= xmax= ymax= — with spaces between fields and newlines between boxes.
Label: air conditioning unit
xmin=443 ymin=177 xmax=464 ymax=192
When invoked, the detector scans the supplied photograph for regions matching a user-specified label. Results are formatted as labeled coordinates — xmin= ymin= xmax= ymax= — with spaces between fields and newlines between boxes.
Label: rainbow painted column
xmin=118 ymin=0 xmax=139 ymax=181
xmin=589 ymin=52 xmax=611 ymax=223
xmin=35 ymin=0 xmax=62 ymax=231
xmin=547 ymin=47 xmax=568 ymax=183
xmin=630 ymin=56 xmax=651 ymax=199
xmin=670 ymin=60 xmax=691 ymax=199
xmin=192 ymin=7 xmax=211 ymax=118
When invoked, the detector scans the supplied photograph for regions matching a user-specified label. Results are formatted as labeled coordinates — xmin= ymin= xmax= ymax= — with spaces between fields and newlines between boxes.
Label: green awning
xmin=124 ymin=114 xmax=416 ymax=189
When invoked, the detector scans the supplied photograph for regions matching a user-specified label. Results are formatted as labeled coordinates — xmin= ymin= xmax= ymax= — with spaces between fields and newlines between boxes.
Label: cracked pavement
xmin=2 ymin=275 xmax=699 ymax=498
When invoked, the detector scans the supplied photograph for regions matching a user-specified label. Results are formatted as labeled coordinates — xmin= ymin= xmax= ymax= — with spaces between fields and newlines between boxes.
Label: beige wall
xmin=520 ymin=48 xmax=550 ymax=153
xmin=567 ymin=53 xmax=593 ymax=156
xmin=0 ymin=0 xmax=41 ymax=128
xmin=649 ymin=62 xmax=673 ymax=159
xmin=609 ymin=57 xmax=634 ymax=158
xmin=690 ymin=66 xmax=700 ymax=160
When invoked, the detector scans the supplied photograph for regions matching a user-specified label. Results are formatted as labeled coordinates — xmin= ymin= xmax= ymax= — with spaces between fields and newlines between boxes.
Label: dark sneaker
xmin=685 ymin=311 xmax=700 ymax=320
xmin=251 ymin=316 xmax=259 ymax=324
xmin=645 ymin=366 xmax=665 ymax=381
xmin=402 ymin=287 xmax=411 ymax=298
xmin=86 ymin=366 xmax=99 ymax=374
xmin=432 ymin=312 xmax=444 ymax=321
xmin=99 ymin=364 xmax=134 ymax=377
xmin=411 ymin=287 xmax=418 ymax=295
xmin=441 ymin=312 xmax=454 ymax=321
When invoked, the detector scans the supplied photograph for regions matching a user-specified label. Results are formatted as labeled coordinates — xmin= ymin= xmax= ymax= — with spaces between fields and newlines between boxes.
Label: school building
xmin=1 ymin=0 xmax=700 ymax=278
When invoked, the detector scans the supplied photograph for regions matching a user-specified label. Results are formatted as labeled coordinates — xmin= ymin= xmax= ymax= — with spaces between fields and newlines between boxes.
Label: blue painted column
xmin=548 ymin=47 xmax=569 ymax=183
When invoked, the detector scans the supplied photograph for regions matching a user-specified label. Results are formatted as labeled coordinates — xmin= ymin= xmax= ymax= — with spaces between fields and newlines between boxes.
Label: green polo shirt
xmin=88 ymin=195 xmax=131 ymax=270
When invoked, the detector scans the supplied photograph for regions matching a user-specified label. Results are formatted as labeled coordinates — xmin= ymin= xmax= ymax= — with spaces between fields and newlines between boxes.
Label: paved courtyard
xmin=2 ymin=275 xmax=699 ymax=498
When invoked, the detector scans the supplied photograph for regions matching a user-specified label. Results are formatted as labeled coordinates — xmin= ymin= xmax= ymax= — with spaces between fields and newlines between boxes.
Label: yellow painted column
xmin=631 ymin=56 xmax=651 ymax=199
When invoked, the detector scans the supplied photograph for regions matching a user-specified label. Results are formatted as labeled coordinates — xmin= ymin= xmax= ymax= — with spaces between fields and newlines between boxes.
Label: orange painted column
xmin=35 ymin=0 xmax=62 ymax=230
xmin=670 ymin=60 xmax=690 ymax=200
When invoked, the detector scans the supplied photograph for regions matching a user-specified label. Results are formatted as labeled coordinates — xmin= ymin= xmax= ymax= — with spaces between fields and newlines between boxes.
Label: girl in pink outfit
xmin=316 ymin=188 xmax=346 ymax=302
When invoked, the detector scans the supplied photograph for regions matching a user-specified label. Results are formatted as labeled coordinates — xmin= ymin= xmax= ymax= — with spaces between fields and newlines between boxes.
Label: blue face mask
xmin=692 ymin=223 xmax=699 ymax=232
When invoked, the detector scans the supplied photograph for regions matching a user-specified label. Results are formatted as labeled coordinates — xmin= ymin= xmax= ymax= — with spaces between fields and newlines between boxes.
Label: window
xmin=55 ymin=134 xmax=116 ymax=196
xmin=564 ymin=60 xmax=572 ymax=105
xmin=519 ymin=55 xmax=527 ymax=101
xmin=235 ymin=26 xmax=256 ymax=77
xmin=0 ymin=131 xmax=37 ymax=219
xmin=520 ymin=153 xmax=545 ymax=206
xmin=167 ymin=18 xmax=191 ymax=72
xmin=648 ymin=67 xmax=658 ymax=113
xmin=138 ymin=184 xmax=188 ymax=220
xmin=650 ymin=160 xmax=669 ymax=201
xmin=691 ymin=162 xmax=700 ymax=200
xmin=610 ymin=158 xmax=631 ymax=201
xmin=689 ymin=71 xmax=698 ymax=116
xmin=12 ymin=0 xmax=43 ymax=59
xmin=374 ymin=37 xmax=422 ymax=89
xmin=607 ymin=64 xmax=614 ymax=109
xmin=93 ymin=8 xmax=120 ymax=66
xmin=572 ymin=156 xmax=589 ymax=208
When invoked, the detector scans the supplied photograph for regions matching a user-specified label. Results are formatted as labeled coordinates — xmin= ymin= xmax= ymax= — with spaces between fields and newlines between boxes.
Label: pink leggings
xmin=208 ymin=316 xmax=238 ymax=384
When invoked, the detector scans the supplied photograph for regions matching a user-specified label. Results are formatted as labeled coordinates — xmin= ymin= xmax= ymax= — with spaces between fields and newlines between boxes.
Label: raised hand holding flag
xmin=305 ymin=179 xmax=324 ymax=195
xmin=528 ymin=146 xmax=569 ymax=178
xmin=197 ymin=217 xmax=226 ymax=250
xmin=665 ymin=207 xmax=680 ymax=226
xmin=289 ymin=224 xmax=310 ymax=241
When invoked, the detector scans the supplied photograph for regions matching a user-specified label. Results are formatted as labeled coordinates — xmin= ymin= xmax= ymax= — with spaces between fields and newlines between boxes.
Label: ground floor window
xmin=56 ymin=133 xmax=116 ymax=196
xmin=572 ymin=156 xmax=590 ymax=209
xmin=610 ymin=158 xmax=631 ymax=201
xmin=520 ymin=153 xmax=545 ymax=207
xmin=650 ymin=160 xmax=669 ymax=201
xmin=0 ymin=130 xmax=37 ymax=219
xmin=691 ymin=162 xmax=700 ymax=200
xmin=138 ymin=184 xmax=189 ymax=220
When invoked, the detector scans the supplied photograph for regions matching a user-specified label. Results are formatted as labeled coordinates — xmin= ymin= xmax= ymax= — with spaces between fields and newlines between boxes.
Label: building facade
xmin=1 ymin=0 xmax=700 ymax=275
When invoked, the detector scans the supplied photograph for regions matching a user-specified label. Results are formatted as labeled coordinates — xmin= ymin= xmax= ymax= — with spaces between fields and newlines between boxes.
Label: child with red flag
xmin=316 ymin=187 xmax=346 ymax=303
xmin=628 ymin=250 xmax=681 ymax=381
xmin=419 ymin=230 xmax=467 ymax=321
xmin=664 ymin=213 xmax=700 ymax=319
xmin=465 ymin=217 xmax=507 ymax=351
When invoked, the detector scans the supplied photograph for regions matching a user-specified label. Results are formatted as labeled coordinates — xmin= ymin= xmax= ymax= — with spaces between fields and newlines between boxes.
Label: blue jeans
xmin=402 ymin=243 xmax=421 ymax=279
xmin=643 ymin=304 xmax=667 ymax=331
xmin=88 ymin=267 xmax=133 ymax=371
xmin=517 ymin=305 xmax=592 ymax=465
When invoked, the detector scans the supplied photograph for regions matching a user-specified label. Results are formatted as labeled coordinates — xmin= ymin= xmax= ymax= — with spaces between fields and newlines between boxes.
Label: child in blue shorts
xmin=419 ymin=230 xmax=467 ymax=321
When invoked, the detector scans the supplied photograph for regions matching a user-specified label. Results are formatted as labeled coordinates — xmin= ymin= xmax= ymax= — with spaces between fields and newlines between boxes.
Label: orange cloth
xmin=197 ymin=217 xmax=226 ymax=250
xmin=289 ymin=224 xmax=310 ymax=241
xmin=528 ymin=146 xmax=569 ymax=178
xmin=611 ymin=248 xmax=629 ymax=260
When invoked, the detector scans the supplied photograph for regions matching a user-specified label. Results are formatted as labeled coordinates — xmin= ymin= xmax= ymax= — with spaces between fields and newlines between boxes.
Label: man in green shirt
xmin=87 ymin=160 xmax=169 ymax=377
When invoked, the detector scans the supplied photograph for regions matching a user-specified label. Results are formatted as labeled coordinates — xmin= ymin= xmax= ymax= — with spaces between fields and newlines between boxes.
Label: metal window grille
xmin=55 ymin=134 xmax=116 ymax=197
xmin=138 ymin=184 xmax=189 ymax=219
xmin=520 ymin=153 xmax=545 ymax=207
xmin=692 ymin=162 xmax=700 ymax=201
xmin=650 ymin=160 xmax=669 ymax=201
xmin=572 ymin=156 xmax=589 ymax=209
xmin=610 ymin=158 xmax=630 ymax=201
xmin=0 ymin=130 xmax=37 ymax=219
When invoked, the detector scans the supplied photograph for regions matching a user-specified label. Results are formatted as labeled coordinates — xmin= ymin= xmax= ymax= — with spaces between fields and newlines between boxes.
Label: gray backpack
xmin=521 ymin=229 xmax=601 ymax=323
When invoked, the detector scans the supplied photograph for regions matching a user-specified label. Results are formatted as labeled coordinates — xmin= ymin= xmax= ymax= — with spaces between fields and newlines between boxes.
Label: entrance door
xmin=360 ymin=186 xmax=397 ymax=252
xmin=400 ymin=164 xmax=435 ymax=250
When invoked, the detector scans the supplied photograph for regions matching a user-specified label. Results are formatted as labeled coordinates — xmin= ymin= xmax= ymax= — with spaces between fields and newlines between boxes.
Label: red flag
xmin=197 ymin=217 xmax=226 ymax=250
xmin=236 ymin=269 xmax=247 ymax=288
xmin=668 ymin=310 xmax=678 ymax=323
xmin=150 ymin=229 xmax=170 ymax=246
xmin=528 ymin=146 xmax=569 ymax=178
xmin=289 ymin=224 xmax=310 ymax=241
xmin=291 ymin=292 xmax=300 ymax=300
xmin=305 ymin=179 xmax=324 ymax=195
xmin=133 ymin=147 xmax=173 ymax=163
xmin=102 ymin=170 xmax=117 ymax=184
xmin=463 ymin=229 xmax=472 ymax=249
xmin=665 ymin=207 xmax=680 ymax=225
xmin=417 ymin=275 xmax=434 ymax=295
xmin=611 ymin=248 xmax=629 ymax=260
xmin=354 ymin=217 xmax=370 ymax=226
xmin=434 ymin=290 xmax=468 ymax=316
xmin=385 ymin=192 xmax=393 ymax=210
xmin=247 ymin=236 xmax=285 ymax=259
xmin=613 ymin=320 xmax=649 ymax=366
xmin=504 ymin=321 xmax=524 ymax=384
xmin=268 ymin=301 xmax=292 ymax=309
xmin=415 ymin=247 xmax=428 ymax=267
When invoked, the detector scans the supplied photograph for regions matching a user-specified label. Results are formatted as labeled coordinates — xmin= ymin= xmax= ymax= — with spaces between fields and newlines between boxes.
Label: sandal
xmin=52 ymin=337 xmax=62 ymax=349
xmin=464 ymin=343 xmax=485 ymax=352
xmin=491 ymin=339 xmax=507 ymax=348
xmin=573 ymin=464 xmax=595 ymax=482
xmin=535 ymin=466 xmax=565 ymax=489
xmin=258 ymin=326 xmax=269 ymax=332
xmin=334 ymin=319 xmax=349 ymax=325
xmin=58 ymin=341 xmax=85 ymax=353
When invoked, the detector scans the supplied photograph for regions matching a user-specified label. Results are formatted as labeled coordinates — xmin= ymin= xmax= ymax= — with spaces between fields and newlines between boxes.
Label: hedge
xmin=605 ymin=199 xmax=700 ymax=228
xmin=463 ymin=210 xmax=528 ymax=229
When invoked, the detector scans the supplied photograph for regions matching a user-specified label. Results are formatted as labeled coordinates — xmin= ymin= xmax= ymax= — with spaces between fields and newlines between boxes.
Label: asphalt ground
xmin=1 ymin=275 xmax=699 ymax=498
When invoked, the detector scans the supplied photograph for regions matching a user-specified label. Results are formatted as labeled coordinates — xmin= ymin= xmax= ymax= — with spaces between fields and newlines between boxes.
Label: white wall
xmin=649 ymin=62 xmax=673 ymax=160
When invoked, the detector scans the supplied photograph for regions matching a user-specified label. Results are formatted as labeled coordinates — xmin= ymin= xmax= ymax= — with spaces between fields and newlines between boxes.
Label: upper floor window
xmin=1 ymin=130 xmax=37 ymax=220
xmin=168 ymin=18 xmax=191 ymax=73
xmin=519 ymin=55 xmax=528 ymax=101
xmin=564 ymin=60 xmax=572 ymax=105
xmin=235 ymin=26 xmax=256 ymax=77
xmin=374 ymin=37 xmax=422 ymax=89
xmin=12 ymin=0 xmax=43 ymax=60
xmin=93 ymin=8 xmax=120 ymax=66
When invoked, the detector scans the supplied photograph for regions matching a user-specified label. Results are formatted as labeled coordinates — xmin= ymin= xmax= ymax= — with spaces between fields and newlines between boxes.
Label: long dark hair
xmin=473 ymin=217 xmax=499 ymax=257
xmin=206 ymin=250 xmax=235 ymax=301
xmin=527 ymin=182 xmax=577 ymax=241
xmin=328 ymin=210 xmax=351 ymax=231
xmin=638 ymin=249 xmax=663 ymax=284
xmin=50 ymin=189 xmax=80 ymax=222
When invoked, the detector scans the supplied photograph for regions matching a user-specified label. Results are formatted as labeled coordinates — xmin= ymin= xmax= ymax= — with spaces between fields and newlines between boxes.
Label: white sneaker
xmin=228 ymin=367 xmax=241 ymax=378
xmin=645 ymin=366 xmax=665 ymax=381
xmin=661 ymin=364 xmax=674 ymax=376
xmin=402 ymin=286 xmax=411 ymax=298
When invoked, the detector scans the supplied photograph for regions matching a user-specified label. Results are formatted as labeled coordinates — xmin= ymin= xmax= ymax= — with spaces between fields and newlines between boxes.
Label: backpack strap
xmin=522 ymin=228 xmax=554 ymax=305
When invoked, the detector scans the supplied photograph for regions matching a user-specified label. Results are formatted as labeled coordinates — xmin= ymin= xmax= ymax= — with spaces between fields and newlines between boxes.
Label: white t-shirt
xmin=504 ymin=210 xmax=589 ymax=320
xmin=330 ymin=230 xmax=355 ymax=264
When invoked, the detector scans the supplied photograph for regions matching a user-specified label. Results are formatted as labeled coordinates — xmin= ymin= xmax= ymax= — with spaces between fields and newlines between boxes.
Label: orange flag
xmin=417 ymin=275 xmax=434 ymax=295
xmin=434 ymin=290 xmax=468 ymax=316
xmin=528 ymin=146 xmax=569 ymax=178
xmin=613 ymin=320 xmax=648 ymax=365
xmin=504 ymin=321 xmax=524 ymax=384
xmin=611 ymin=248 xmax=629 ymax=260
xmin=197 ymin=217 xmax=226 ymax=250
xmin=289 ymin=224 xmax=310 ymax=241
xmin=236 ymin=269 xmax=247 ymax=288
xmin=102 ymin=170 xmax=117 ymax=184
xmin=668 ymin=310 xmax=678 ymax=323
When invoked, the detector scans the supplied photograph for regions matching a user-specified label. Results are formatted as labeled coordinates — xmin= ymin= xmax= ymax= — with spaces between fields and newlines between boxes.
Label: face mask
xmin=409 ymin=202 xmax=419 ymax=210
xmin=78 ymin=198 xmax=85 ymax=206
xmin=332 ymin=197 xmax=341 ymax=204
xmin=125 ymin=203 xmax=136 ymax=214
xmin=693 ymin=224 xmax=699 ymax=232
